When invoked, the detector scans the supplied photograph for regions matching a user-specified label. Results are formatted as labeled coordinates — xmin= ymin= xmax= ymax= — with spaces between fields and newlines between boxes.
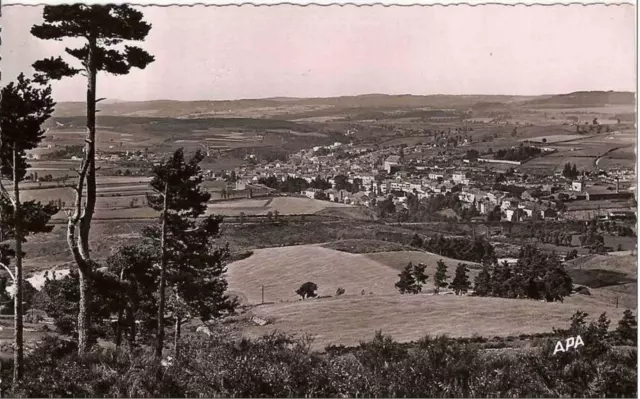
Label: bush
xmin=295 ymin=282 xmax=318 ymax=299
xmin=335 ymin=287 xmax=345 ymax=296
xmin=9 ymin=312 xmax=638 ymax=398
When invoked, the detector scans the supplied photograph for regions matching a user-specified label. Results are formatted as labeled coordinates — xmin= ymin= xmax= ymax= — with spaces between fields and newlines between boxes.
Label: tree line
xmin=415 ymin=234 xmax=496 ymax=264
xmin=257 ymin=175 xmax=332 ymax=193
xmin=494 ymin=146 xmax=541 ymax=162
xmin=473 ymin=245 xmax=573 ymax=302
xmin=395 ymin=260 xmax=472 ymax=296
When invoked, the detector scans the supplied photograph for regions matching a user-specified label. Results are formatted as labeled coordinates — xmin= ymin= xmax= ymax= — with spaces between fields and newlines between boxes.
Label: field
xmin=243 ymin=294 xmax=625 ymax=350
xmin=207 ymin=197 xmax=354 ymax=216
xmin=565 ymin=254 xmax=637 ymax=309
xmin=226 ymin=245 xmax=401 ymax=304
xmin=225 ymin=240 xmax=635 ymax=349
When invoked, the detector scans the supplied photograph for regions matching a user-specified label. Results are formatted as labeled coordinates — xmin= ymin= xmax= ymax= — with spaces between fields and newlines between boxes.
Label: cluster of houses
xmin=202 ymin=141 xmax=635 ymax=222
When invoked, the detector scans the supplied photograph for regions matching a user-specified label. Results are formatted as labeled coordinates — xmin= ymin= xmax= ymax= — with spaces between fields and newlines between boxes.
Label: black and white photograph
xmin=0 ymin=1 xmax=637 ymax=397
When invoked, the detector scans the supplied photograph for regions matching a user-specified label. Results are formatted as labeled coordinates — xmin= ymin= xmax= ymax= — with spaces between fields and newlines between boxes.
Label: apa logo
xmin=553 ymin=335 xmax=584 ymax=355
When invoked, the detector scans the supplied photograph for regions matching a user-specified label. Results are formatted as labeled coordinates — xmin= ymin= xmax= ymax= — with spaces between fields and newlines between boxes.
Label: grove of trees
xmin=473 ymin=245 xmax=573 ymax=302
xmin=395 ymin=262 xmax=428 ymax=294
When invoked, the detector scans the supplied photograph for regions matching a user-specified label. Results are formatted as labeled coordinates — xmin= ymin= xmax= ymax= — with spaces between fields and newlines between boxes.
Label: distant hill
xmin=520 ymin=91 xmax=635 ymax=108
xmin=52 ymin=94 xmax=530 ymax=119
xmin=52 ymin=91 xmax=635 ymax=120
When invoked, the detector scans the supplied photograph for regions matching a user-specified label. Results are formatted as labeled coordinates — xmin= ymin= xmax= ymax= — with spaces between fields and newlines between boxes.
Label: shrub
xmin=335 ymin=287 xmax=345 ymax=296
xmin=295 ymin=281 xmax=318 ymax=299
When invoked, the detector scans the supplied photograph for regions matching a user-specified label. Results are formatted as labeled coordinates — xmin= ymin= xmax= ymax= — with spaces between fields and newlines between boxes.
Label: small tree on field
xmin=296 ymin=282 xmax=318 ymax=299
xmin=473 ymin=265 xmax=492 ymax=296
xmin=450 ymin=263 xmax=471 ymax=295
xmin=395 ymin=262 xmax=428 ymax=294
xmin=433 ymin=260 xmax=449 ymax=294
xmin=335 ymin=287 xmax=345 ymax=296
xmin=395 ymin=263 xmax=416 ymax=294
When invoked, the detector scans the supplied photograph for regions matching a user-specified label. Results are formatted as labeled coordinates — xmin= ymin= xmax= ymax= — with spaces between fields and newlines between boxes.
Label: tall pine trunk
xmin=126 ymin=306 xmax=136 ymax=352
xmin=174 ymin=317 xmax=181 ymax=358
xmin=12 ymin=148 xmax=23 ymax=383
xmin=76 ymin=39 xmax=97 ymax=354
xmin=155 ymin=182 xmax=169 ymax=358
xmin=115 ymin=308 xmax=124 ymax=348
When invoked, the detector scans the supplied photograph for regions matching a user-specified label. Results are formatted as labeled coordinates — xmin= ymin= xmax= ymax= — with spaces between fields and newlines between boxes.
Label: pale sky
xmin=2 ymin=4 xmax=636 ymax=101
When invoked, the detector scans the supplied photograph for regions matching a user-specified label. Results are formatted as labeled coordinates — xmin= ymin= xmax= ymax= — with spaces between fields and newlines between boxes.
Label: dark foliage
xmin=295 ymin=281 xmax=318 ymax=299
xmin=395 ymin=262 xmax=428 ymax=294
xmin=494 ymin=146 xmax=542 ymax=162
xmin=474 ymin=245 xmax=573 ymax=301
xmin=450 ymin=263 xmax=471 ymax=295
xmin=422 ymin=234 xmax=495 ymax=263
xmin=5 ymin=311 xmax=638 ymax=398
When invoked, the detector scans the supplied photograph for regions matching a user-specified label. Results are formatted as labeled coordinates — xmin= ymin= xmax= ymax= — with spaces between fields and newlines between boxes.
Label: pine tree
xmin=473 ymin=265 xmax=492 ymax=296
xmin=616 ymin=309 xmax=637 ymax=345
xmin=412 ymin=263 xmax=428 ymax=292
xmin=395 ymin=263 xmax=417 ymax=294
xmin=433 ymin=260 xmax=449 ymax=294
xmin=410 ymin=233 xmax=423 ymax=248
xmin=105 ymin=244 xmax=159 ymax=350
xmin=31 ymin=5 xmax=154 ymax=353
xmin=450 ymin=263 xmax=471 ymax=295
xmin=146 ymin=148 xmax=235 ymax=358
xmin=0 ymin=74 xmax=56 ymax=382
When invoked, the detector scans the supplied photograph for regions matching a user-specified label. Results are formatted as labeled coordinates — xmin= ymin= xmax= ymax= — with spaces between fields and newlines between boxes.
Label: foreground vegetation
xmin=1 ymin=310 xmax=635 ymax=398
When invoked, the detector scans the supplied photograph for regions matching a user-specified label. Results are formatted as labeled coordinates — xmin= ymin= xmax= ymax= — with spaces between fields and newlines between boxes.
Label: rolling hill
xmin=50 ymin=93 xmax=607 ymax=119
xmin=243 ymin=293 xmax=625 ymax=350
xmin=520 ymin=91 xmax=635 ymax=108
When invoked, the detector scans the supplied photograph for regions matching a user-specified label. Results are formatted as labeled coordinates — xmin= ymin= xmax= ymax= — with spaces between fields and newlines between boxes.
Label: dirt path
xmin=595 ymin=146 xmax=624 ymax=167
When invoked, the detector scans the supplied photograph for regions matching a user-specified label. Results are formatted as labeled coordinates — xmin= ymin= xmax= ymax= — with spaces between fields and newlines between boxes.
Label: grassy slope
xmin=564 ymin=254 xmax=637 ymax=309
xmin=226 ymin=245 xmax=400 ymax=304
xmin=245 ymin=294 xmax=625 ymax=350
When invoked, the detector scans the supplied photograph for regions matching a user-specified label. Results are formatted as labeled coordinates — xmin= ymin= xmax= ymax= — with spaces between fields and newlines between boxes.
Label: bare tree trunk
xmin=155 ymin=182 xmax=169 ymax=359
xmin=77 ymin=271 xmax=91 ymax=352
xmin=174 ymin=317 xmax=181 ymax=359
xmin=12 ymin=148 xmax=23 ymax=384
xmin=115 ymin=308 xmax=124 ymax=348
xmin=126 ymin=306 xmax=136 ymax=352
xmin=76 ymin=38 xmax=97 ymax=354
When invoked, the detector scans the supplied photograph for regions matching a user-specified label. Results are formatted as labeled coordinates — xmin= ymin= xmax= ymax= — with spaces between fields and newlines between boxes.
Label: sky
xmin=2 ymin=4 xmax=636 ymax=102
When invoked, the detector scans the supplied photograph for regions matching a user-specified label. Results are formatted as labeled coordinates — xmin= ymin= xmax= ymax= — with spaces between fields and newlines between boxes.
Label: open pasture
xmin=244 ymin=293 xmax=626 ymax=350
xmin=206 ymin=197 xmax=354 ymax=216
xmin=521 ymin=134 xmax=585 ymax=144
xmin=226 ymin=245 xmax=400 ymax=304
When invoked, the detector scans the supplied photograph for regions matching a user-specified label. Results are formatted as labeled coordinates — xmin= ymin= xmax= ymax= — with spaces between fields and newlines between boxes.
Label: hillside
xmin=520 ymin=91 xmax=635 ymax=108
xmin=564 ymin=254 xmax=637 ymax=309
xmin=226 ymin=245 xmax=401 ymax=304
xmin=243 ymin=294 xmax=625 ymax=350
xmin=52 ymin=94 xmax=540 ymax=119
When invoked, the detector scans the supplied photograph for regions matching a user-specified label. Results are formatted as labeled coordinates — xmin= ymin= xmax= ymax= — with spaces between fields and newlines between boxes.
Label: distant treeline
xmin=494 ymin=146 xmax=541 ymax=162
xmin=50 ymin=116 xmax=316 ymax=133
